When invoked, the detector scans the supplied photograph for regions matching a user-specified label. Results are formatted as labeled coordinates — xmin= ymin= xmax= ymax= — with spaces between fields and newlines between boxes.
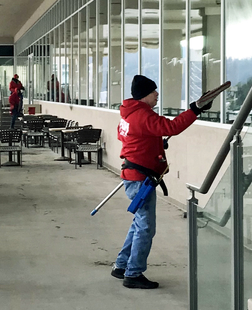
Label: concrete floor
xmin=0 ymin=146 xmax=189 ymax=310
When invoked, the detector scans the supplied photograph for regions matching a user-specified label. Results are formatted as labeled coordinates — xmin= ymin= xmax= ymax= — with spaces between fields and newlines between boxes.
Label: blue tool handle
xmin=127 ymin=177 xmax=155 ymax=214
xmin=90 ymin=209 xmax=98 ymax=216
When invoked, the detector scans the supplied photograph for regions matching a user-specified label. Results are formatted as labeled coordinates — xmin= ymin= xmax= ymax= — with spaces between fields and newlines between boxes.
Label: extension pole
xmin=90 ymin=181 xmax=124 ymax=216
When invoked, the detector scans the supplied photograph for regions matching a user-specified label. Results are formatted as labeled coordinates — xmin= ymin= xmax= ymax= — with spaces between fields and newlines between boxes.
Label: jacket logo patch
xmin=119 ymin=119 xmax=129 ymax=137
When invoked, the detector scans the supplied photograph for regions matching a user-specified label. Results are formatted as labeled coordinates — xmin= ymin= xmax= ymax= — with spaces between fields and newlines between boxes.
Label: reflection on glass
xmin=226 ymin=0 xmax=252 ymax=125
xmin=190 ymin=0 xmax=221 ymax=120
xmin=162 ymin=0 xmax=185 ymax=115
xmin=124 ymin=0 xmax=138 ymax=99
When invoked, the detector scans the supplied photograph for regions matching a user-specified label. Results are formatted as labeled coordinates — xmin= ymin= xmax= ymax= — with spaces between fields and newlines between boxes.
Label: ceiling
xmin=0 ymin=0 xmax=47 ymax=39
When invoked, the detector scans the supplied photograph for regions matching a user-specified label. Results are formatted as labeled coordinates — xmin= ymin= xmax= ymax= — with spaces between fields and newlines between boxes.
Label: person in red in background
xmin=9 ymin=88 xmax=20 ymax=129
xmin=9 ymin=74 xmax=25 ymax=116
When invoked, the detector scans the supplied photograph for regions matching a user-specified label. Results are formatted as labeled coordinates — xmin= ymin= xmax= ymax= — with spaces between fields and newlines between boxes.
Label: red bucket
xmin=28 ymin=107 xmax=36 ymax=115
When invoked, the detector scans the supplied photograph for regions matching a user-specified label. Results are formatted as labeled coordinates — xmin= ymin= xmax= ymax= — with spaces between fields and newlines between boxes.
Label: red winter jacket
xmin=117 ymin=98 xmax=197 ymax=181
xmin=9 ymin=91 xmax=20 ymax=114
xmin=9 ymin=78 xmax=24 ymax=93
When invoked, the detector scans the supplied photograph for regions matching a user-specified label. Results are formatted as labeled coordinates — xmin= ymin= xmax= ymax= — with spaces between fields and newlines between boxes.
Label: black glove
xmin=190 ymin=92 xmax=213 ymax=116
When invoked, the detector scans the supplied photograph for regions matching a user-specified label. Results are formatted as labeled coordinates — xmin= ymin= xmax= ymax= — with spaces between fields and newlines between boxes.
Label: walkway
xmin=0 ymin=146 xmax=188 ymax=310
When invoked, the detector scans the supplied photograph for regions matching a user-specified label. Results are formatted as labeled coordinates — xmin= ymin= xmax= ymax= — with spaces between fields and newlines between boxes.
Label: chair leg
xmin=98 ymin=148 xmax=103 ymax=168
xmin=17 ymin=151 xmax=21 ymax=165
xmin=78 ymin=152 xmax=82 ymax=167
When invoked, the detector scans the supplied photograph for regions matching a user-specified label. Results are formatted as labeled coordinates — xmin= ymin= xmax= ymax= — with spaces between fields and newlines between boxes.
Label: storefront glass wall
xmin=14 ymin=0 xmax=246 ymax=124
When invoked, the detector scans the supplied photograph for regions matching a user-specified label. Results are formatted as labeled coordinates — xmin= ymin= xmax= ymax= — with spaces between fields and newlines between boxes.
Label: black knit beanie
xmin=131 ymin=75 xmax=157 ymax=100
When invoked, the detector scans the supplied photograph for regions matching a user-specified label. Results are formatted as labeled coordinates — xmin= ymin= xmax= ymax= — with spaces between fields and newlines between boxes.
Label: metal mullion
xmin=221 ymin=0 xmax=226 ymax=123
xmin=78 ymin=11 xmax=81 ymax=105
xmin=58 ymin=27 xmax=62 ymax=103
xmin=71 ymin=17 xmax=74 ymax=104
xmin=121 ymin=0 xmax=125 ymax=100
xmin=54 ymin=29 xmax=57 ymax=102
xmin=38 ymin=39 xmax=41 ymax=100
xmin=231 ymin=133 xmax=244 ymax=310
xmin=159 ymin=0 xmax=163 ymax=116
xmin=49 ymin=33 xmax=52 ymax=101
xmin=86 ymin=5 xmax=90 ymax=105
xmin=138 ymin=0 xmax=142 ymax=74
xmin=64 ymin=22 xmax=67 ymax=103
xmin=108 ymin=0 xmax=111 ymax=108
xmin=185 ymin=0 xmax=191 ymax=109
xmin=42 ymin=37 xmax=45 ymax=101
xmin=96 ymin=0 xmax=100 ymax=107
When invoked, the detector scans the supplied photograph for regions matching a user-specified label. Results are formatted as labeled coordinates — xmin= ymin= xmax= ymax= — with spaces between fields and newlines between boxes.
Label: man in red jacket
xmin=9 ymin=88 xmax=20 ymax=129
xmin=9 ymin=74 xmax=25 ymax=116
xmin=111 ymin=75 xmax=213 ymax=289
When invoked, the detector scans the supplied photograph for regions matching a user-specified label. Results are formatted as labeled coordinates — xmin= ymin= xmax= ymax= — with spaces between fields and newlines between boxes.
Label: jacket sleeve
xmin=141 ymin=109 xmax=197 ymax=137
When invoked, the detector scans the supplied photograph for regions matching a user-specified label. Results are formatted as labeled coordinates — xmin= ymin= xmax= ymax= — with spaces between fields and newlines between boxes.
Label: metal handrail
xmin=187 ymin=86 xmax=252 ymax=194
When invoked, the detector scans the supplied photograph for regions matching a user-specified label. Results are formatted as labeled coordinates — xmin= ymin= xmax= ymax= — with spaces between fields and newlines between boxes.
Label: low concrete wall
xmin=37 ymin=100 xmax=234 ymax=210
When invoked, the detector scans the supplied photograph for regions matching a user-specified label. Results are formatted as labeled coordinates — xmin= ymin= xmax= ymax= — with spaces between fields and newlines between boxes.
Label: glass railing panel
xmin=241 ymin=125 xmax=252 ymax=308
xmin=197 ymin=204 xmax=232 ymax=310
xmin=196 ymin=123 xmax=252 ymax=309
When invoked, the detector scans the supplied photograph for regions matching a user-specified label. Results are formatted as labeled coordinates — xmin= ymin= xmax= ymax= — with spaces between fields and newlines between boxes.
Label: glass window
xmin=142 ymin=0 xmax=159 ymax=79
xmin=72 ymin=14 xmax=79 ymax=104
xmin=63 ymin=19 xmax=71 ymax=103
xmin=79 ymin=7 xmax=88 ymax=105
xmin=190 ymin=0 xmax=221 ymax=122
xmin=162 ymin=0 xmax=186 ymax=116
xmin=99 ymin=0 xmax=108 ymax=108
xmin=142 ymin=0 xmax=159 ymax=109
xmin=0 ymin=57 xmax=14 ymax=96
xmin=124 ymin=0 xmax=139 ymax=99
xmin=45 ymin=34 xmax=51 ymax=101
xmin=110 ymin=0 xmax=122 ymax=109
xmin=226 ymin=0 xmax=252 ymax=125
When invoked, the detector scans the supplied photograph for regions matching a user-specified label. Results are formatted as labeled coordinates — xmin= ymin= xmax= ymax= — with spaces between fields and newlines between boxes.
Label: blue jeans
xmin=115 ymin=180 xmax=157 ymax=277
xmin=10 ymin=106 xmax=19 ymax=129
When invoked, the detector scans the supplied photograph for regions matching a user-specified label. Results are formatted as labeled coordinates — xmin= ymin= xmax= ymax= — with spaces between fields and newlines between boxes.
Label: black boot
xmin=123 ymin=275 xmax=159 ymax=289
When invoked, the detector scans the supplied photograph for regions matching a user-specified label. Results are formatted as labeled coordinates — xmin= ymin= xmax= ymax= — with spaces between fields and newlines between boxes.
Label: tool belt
xmin=121 ymin=159 xmax=168 ymax=196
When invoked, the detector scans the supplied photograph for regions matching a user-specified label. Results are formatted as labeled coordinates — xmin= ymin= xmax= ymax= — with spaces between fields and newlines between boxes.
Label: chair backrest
xmin=76 ymin=128 xmax=102 ymax=144
xmin=26 ymin=119 xmax=44 ymax=131
xmin=48 ymin=118 xmax=68 ymax=128
xmin=0 ymin=129 xmax=22 ymax=144
xmin=38 ymin=114 xmax=58 ymax=121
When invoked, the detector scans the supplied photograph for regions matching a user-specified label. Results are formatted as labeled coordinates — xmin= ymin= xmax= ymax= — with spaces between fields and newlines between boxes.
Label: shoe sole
xmin=123 ymin=282 xmax=159 ymax=289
